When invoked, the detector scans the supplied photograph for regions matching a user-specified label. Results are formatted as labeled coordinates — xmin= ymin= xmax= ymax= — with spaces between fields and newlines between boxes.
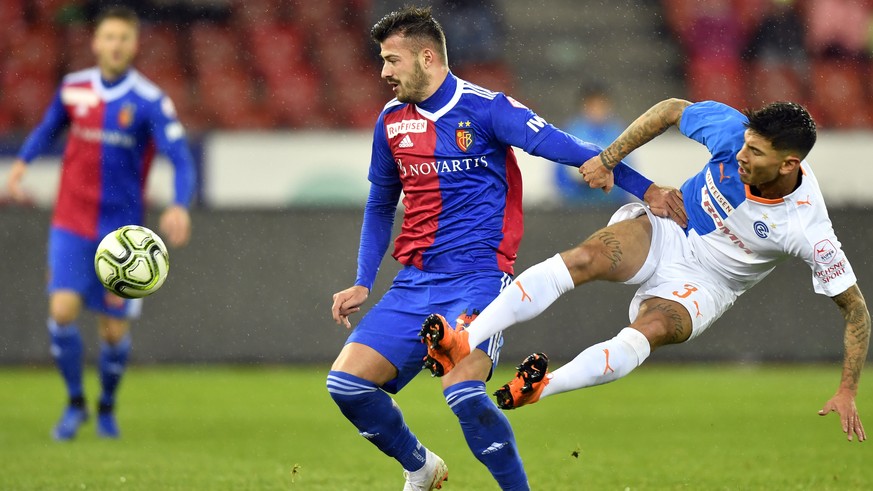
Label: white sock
xmin=541 ymin=328 xmax=651 ymax=399
xmin=466 ymin=254 xmax=575 ymax=348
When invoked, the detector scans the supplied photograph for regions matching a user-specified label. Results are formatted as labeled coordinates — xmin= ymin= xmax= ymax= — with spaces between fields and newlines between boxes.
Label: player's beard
xmin=397 ymin=59 xmax=431 ymax=104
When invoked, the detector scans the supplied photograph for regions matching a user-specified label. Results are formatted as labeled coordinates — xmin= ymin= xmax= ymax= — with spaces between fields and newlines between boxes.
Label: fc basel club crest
xmin=456 ymin=127 xmax=474 ymax=152
xmin=118 ymin=102 xmax=135 ymax=128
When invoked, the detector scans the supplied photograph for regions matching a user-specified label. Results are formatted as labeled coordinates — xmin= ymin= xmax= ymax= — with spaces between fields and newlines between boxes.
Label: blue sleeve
xmin=354 ymin=181 xmax=401 ymax=290
xmin=17 ymin=90 xmax=69 ymax=162
xmin=490 ymin=94 xmax=653 ymax=200
xmin=367 ymin=112 xmax=400 ymax=187
xmin=148 ymin=95 xmax=196 ymax=207
xmin=679 ymin=101 xmax=748 ymax=163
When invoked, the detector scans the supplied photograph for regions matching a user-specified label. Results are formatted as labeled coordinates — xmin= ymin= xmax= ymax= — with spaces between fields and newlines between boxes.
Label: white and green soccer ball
xmin=94 ymin=225 xmax=169 ymax=299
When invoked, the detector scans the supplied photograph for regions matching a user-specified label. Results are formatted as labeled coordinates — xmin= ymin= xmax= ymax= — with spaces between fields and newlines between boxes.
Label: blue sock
xmin=48 ymin=319 xmax=84 ymax=401
xmin=98 ymin=335 xmax=131 ymax=410
xmin=327 ymin=370 xmax=426 ymax=471
xmin=445 ymin=381 xmax=530 ymax=491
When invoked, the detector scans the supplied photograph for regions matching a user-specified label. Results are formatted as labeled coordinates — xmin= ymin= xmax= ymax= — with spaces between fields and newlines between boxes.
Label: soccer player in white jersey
xmin=422 ymin=98 xmax=870 ymax=443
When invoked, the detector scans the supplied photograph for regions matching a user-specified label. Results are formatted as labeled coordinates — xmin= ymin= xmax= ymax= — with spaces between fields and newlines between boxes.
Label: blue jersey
xmin=678 ymin=101 xmax=856 ymax=296
xmin=17 ymin=68 xmax=195 ymax=240
xmin=356 ymin=72 xmax=652 ymax=288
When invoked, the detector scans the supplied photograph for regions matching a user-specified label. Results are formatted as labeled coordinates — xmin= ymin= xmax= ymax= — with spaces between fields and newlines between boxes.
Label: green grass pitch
xmin=0 ymin=364 xmax=870 ymax=490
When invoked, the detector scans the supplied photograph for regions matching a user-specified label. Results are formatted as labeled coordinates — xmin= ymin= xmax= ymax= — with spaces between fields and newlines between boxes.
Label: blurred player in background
xmin=328 ymin=6 xmax=682 ymax=490
xmin=423 ymin=99 xmax=871 ymax=443
xmin=5 ymin=6 xmax=196 ymax=440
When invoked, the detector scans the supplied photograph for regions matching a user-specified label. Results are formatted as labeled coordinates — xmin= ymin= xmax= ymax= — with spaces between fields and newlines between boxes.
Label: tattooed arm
xmin=819 ymin=284 xmax=871 ymax=442
xmin=577 ymin=98 xmax=691 ymax=227
xmin=591 ymin=98 xmax=691 ymax=172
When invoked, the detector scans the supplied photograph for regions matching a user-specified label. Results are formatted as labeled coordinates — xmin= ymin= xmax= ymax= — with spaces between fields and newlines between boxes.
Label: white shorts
xmin=608 ymin=203 xmax=738 ymax=341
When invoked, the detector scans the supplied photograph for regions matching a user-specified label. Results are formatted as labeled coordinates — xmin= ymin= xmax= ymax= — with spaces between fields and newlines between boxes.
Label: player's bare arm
xmin=331 ymin=285 xmax=369 ymax=329
xmin=601 ymin=97 xmax=692 ymax=170
xmin=819 ymin=283 xmax=870 ymax=442
xmin=580 ymin=98 xmax=692 ymax=187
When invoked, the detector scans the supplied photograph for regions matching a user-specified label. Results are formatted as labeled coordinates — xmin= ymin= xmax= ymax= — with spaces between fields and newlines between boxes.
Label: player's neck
xmin=421 ymin=68 xmax=450 ymax=102
xmin=751 ymin=171 xmax=801 ymax=199
xmin=99 ymin=66 xmax=130 ymax=85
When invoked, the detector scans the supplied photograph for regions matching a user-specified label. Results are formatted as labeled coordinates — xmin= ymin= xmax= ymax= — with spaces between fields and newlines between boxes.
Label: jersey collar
xmin=415 ymin=72 xmax=462 ymax=121
xmin=92 ymin=68 xmax=139 ymax=102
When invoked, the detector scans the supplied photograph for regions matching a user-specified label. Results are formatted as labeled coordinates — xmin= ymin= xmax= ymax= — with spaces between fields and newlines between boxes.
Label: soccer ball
xmin=94 ymin=225 xmax=169 ymax=299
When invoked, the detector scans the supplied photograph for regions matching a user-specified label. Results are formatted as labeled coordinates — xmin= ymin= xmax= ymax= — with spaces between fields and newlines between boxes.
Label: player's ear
xmin=779 ymin=154 xmax=801 ymax=175
xmin=421 ymin=47 xmax=434 ymax=68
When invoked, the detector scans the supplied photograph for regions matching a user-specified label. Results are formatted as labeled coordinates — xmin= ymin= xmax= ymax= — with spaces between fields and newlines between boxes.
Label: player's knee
xmin=560 ymin=245 xmax=599 ymax=282
xmin=49 ymin=296 xmax=81 ymax=325
xmin=99 ymin=319 xmax=129 ymax=345
xmin=632 ymin=303 xmax=693 ymax=348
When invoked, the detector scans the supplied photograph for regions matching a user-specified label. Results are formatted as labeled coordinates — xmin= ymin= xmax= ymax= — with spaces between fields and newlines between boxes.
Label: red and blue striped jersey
xmin=17 ymin=68 xmax=196 ymax=240
xmin=358 ymin=73 xmax=648 ymax=284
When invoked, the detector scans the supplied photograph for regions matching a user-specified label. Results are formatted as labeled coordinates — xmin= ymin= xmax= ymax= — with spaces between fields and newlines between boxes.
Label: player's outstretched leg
xmin=48 ymin=320 xmax=88 ymax=440
xmin=494 ymin=353 xmax=551 ymax=410
xmin=420 ymin=313 xmax=472 ymax=377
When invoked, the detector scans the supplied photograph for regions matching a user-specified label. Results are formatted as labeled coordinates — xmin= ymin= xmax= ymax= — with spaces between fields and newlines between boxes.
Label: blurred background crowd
xmin=1 ymin=0 xmax=872 ymax=137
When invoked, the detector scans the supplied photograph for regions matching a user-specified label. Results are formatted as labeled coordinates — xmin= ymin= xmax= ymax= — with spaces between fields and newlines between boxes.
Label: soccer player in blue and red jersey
xmin=327 ymin=7 xmax=681 ymax=490
xmin=6 ymin=7 xmax=195 ymax=440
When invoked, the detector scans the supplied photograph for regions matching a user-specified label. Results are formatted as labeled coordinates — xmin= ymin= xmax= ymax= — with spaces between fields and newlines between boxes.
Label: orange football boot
xmin=420 ymin=312 xmax=474 ymax=377
xmin=494 ymin=353 xmax=550 ymax=409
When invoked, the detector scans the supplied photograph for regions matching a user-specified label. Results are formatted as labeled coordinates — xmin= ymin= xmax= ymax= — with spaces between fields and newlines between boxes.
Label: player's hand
xmin=332 ymin=285 xmax=369 ymax=329
xmin=159 ymin=205 xmax=191 ymax=248
xmin=819 ymin=390 xmax=866 ymax=442
xmin=643 ymin=185 xmax=687 ymax=228
xmin=6 ymin=159 xmax=29 ymax=202
xmin=579 ymin=155 xmax=614 ymax=192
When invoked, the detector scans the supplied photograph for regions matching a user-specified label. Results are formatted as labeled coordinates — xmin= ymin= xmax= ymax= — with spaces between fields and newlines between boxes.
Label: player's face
xmin=736 ymin=129 xmax=787 ymax=186
xmin=379 ymin=35 xmax=431 ymax=103
xmin=92 ymin=18 xmax=138 ymax=79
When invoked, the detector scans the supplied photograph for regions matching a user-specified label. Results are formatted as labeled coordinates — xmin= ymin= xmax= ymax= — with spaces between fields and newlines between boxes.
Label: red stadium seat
xmin=331 ymin=70 xmax=389 ymax=128
xmin=746 ymin=62 xmax=806 ymax=109
xmin=5 ymin=26 xmax=60 ymax=77
xmin=190 ymin=23 xmax=241 ymax=73
xmin=232 ymin=0 xmax=283 ymax=26
xmin=264 ymin=67 xmax=331 ymax=128
xmin=3 ymin=73 xmax=55 ymax=129
xmin=198 ymin=73 xmax=274 ymax=129
xmin=454 ymin=61 xmax=515 ymax=95
xmin=63 ymin=25 xmax=94 ymax=72
xmin=809 ymin=60 xmax=871 ymax=128
xmin=685 ymin=57 xmax=746 ymax=109
xmin=247 ymin=23 xmax=309 ymax=81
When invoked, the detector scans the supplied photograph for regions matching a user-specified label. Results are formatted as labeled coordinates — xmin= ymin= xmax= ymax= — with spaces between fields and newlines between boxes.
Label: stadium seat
xmin=746 ymin=62 xmax=806 ymax=109
xmin=3 ymin=73 xmax=55 ymax=129
xmin=247 ymin=23 xmax=309 ymax=81
xmin=63 ymin=25 xmax=94 ymax=72
xmin=232 ymin=0 xmax=283 ymax=26
xmin=808 ymin=60 xmax=871 ymax=128
xmin=331 ymin=69 xmax=388 ymax=128
xmin=5 ymin=26 xmax=60 ymax=77
xmin=454 ymin=61 xmax=515 ymax=95
xmin=685 ymin=57 xmax=746 ymax=109
xmin=264 ymin=67 xmax=330 ymax=128
xmin=198 ymin=72 xmax=274 ymax=129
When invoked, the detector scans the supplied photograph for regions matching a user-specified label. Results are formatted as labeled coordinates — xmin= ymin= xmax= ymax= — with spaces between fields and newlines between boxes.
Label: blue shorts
xmin=48 ymin=227 xmax=142 ymax=319
xmin=346 ymin=266 xmax=511 ymax=394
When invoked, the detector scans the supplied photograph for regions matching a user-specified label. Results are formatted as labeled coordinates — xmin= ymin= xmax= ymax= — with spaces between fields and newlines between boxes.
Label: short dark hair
xmin=371 ymin=6 xmax=447 ymax=61
xmin=95 ymin=6 xmax=140 ymax=30
xmin=744 ymin=102 xmax=816 ymax=159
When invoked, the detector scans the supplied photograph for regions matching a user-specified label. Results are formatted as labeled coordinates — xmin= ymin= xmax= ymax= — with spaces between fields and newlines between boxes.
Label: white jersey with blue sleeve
xmin=678 ymin=101 xmax=856 ymax=297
